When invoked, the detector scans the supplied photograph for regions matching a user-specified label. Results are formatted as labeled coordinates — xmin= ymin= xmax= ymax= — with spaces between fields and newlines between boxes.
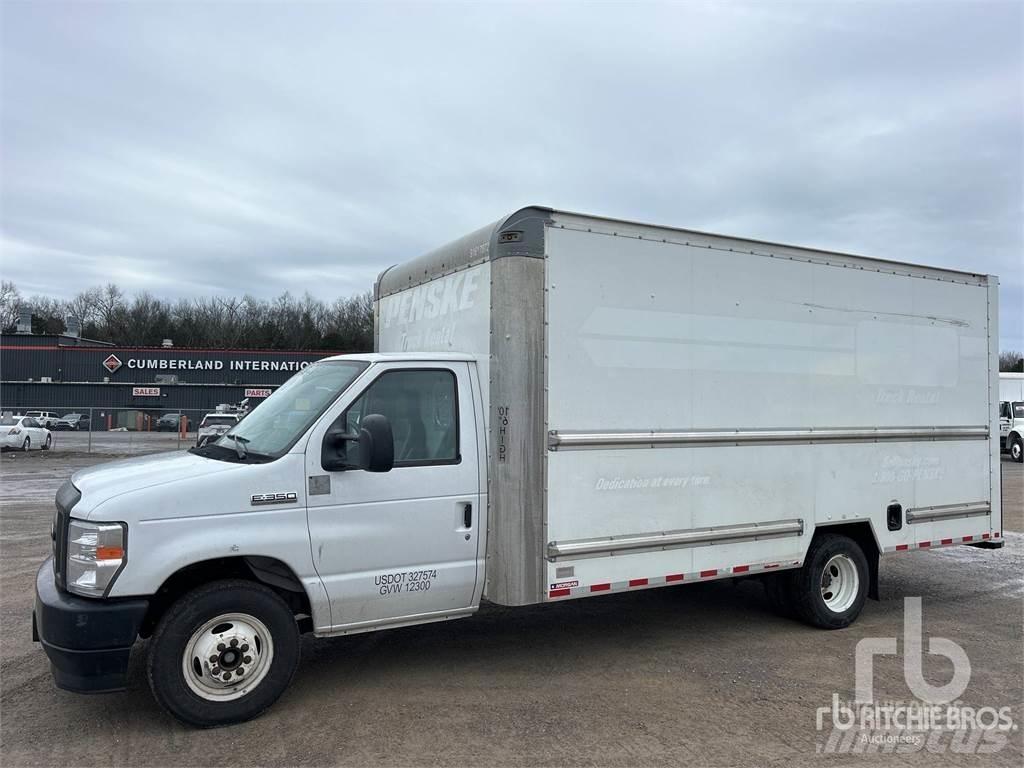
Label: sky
xmin=1 ymin=1 xmax=1021 ymax=350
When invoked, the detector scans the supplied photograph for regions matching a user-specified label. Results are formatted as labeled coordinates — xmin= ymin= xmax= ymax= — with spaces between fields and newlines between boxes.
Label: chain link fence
xmin=1 ymin=406 xmax=234 ymax=455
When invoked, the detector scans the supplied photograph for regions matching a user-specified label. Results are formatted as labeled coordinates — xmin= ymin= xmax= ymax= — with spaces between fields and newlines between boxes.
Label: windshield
xmin=197 ymin=360 xmax=367 ymax=461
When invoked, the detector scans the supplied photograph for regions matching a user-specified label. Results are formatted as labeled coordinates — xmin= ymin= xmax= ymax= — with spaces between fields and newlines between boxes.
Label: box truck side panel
xmin=377 ymin=261 xmax=492 ymax=411
xmin=544 ymin=225 xmax=989 ymax=431
xmin=543 ymin=222 xmax=995 ymax=597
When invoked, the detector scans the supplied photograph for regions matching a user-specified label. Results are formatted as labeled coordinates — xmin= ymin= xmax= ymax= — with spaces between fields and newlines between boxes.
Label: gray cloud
xmin=1 ymin=1 xmax=1021 ymax=348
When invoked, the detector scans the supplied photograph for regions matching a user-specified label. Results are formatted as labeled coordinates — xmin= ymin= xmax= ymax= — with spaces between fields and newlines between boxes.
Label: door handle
xmin=462 ymin=502 xmax=473 ymax=529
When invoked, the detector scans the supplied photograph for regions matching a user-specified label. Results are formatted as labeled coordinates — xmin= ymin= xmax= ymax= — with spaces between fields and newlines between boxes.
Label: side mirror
xmin=321 ymin=413 xmax=394 ymax=473
xmin=354 ymin=414 xmax=394 ymax=472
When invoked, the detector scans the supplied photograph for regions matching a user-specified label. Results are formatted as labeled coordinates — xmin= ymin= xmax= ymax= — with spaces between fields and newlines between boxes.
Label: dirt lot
xmin=1 ymin=450 xmax=1021 ymax=767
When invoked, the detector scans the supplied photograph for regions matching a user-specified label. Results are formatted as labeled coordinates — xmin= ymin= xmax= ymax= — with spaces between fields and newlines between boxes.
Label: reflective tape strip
xmin=883 ymin=533 xmax=999 ymax=553
xmin=546 ymin=559 xmax=801 ymax=600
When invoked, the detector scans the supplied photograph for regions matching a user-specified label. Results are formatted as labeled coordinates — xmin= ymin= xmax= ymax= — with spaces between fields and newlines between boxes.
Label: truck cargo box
xmin=375 ymin=207 xmax=1001 ymax=607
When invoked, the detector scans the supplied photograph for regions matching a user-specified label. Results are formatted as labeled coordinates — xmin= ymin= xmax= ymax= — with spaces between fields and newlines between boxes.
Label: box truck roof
xmin=376 ymin=206 xmax=992 ymax=301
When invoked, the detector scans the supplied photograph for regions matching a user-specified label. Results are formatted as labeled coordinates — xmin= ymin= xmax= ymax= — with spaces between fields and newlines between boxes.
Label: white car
xmin=1 ymin=416 xmax=53 ymax=451
xmin=195 ymin=413 xmax=240 ymax=447
xmin=25 ymin=411 xmax=61 ymax=429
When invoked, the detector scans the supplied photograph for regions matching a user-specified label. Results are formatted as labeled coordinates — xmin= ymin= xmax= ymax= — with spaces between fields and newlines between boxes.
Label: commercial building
xmin=0 ymin=333 xmax=337 ymax=426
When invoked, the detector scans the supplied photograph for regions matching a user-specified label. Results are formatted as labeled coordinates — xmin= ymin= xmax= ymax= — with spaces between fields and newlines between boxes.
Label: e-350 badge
xmin=250 ymin=492 xmax=297 ymax=506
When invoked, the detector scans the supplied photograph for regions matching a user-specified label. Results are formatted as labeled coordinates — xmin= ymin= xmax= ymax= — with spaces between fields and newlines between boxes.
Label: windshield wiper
xmin=224 ymin=433 xmax=249 ymax=459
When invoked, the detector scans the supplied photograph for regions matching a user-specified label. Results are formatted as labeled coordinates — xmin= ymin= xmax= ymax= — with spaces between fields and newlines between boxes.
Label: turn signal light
xmin=96 ymin=545 xmax=125 ymax=560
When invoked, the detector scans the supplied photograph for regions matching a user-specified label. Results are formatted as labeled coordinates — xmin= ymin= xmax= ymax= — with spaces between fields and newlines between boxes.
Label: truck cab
xmin=1001 ymin=400 xmax=1024 ymax=461
xmin=34 ymin=353 xmax=485 ymax=726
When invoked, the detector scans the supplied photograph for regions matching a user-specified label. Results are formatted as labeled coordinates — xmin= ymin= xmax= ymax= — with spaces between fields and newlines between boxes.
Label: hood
xmin=71 ymin=450 xmax=242 ymax=518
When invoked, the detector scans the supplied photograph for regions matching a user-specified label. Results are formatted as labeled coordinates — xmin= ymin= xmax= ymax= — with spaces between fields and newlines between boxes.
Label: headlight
xmin=66 ymin=519 xmax=126 ymax=597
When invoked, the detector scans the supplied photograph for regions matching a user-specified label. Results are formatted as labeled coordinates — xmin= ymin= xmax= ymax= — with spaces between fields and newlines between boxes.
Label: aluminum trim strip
xmin=548 ymin=426 xmax=989 ymax=451
xmin=547 ymin=518 xmax=804 ymax=561
xmin=905 ymin=502 xmax=991 ymax=524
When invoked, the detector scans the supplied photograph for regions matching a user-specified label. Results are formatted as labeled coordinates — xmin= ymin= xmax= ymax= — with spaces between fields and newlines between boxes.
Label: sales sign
xmin=132 ymin=386 xmax=161 ymax=397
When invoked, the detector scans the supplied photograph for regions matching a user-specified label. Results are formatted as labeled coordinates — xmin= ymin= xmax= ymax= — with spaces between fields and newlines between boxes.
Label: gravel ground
xmin=1 ymin=450 xmax=1021 ymax=767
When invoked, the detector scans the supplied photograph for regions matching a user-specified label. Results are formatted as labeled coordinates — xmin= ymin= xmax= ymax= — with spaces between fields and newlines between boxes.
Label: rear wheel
xmin=147 ymin=580 xmax=300 ymax=727
xmin=21 ymin=437 xmax=30 ymax=452
xmin=42 ymin=435 xmax=52 ymax=450
xmin=1011 ymin=436 xmax=1023 ymax=463
xmin=790 ymin=534 xmax=868 ymax=629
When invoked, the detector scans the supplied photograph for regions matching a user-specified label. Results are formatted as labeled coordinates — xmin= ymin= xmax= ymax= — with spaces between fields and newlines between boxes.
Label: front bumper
xmin=33 ymin=559 xmax=148 ymax=693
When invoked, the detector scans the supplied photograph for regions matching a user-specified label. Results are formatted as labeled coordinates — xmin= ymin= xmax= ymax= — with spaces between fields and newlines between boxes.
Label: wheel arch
xmin=139 ymin=556 xmax=313 ymax=638
xmin=808 ymin=521 xmax=881 ymax=600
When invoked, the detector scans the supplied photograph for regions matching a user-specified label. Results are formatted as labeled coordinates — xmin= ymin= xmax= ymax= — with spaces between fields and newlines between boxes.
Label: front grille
xmin=52 ymin=480 xmax=80 ymax=590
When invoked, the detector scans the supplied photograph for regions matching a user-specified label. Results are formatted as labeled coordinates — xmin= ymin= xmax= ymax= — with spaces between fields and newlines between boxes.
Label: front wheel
xmin=790 ymin=534 xmax=868 ymax=629
xmin=42 ymin=435 xmax=52 ymax=450
xmin=1011 ymin=436 xmax=1023 ymax=463
xmin=147 ymin=580 xmax=300 ymax=727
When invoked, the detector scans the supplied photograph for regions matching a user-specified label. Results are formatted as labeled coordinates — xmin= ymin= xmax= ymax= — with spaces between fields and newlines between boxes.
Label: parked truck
xmin=999 ymin=372 xmax=1024 ymax=461
xmin=33 ymin=207 xmax=1003 ymax=726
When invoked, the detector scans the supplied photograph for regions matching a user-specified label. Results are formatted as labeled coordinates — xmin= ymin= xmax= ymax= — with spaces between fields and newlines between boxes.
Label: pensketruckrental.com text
xmin=33 ymin=207 xmax=1003 ymax=727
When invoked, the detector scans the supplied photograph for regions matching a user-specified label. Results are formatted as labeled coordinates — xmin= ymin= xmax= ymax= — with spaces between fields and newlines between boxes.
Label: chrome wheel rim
xmin=820 ymin=554 xmax=858 ymax=613
xmin=182 ymin=613 xmax=274 ymax=702
xmin=22 ymin=438 xmax=29 ymax=451
xmin=1012 ymin=441 xmax=1022 ymax=461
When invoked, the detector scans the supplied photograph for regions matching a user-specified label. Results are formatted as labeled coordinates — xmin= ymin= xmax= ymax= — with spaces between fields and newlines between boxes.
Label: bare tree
xmin=0 ymin=280 xmax=21 ymax=331
xmin=3 ymin=280 xmax=375 ymax=351
xmin=1000 ymin=350 xmax=1023 ymax=372
xmin=66 ymin=286 xmax=102 ymax=329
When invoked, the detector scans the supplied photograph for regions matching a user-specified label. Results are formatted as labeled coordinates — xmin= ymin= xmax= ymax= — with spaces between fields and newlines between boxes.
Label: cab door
xmin=304 ymin=362 xmax=482 ymax=631
xmin=1000 ymin=402 xmax=1012 ymax=447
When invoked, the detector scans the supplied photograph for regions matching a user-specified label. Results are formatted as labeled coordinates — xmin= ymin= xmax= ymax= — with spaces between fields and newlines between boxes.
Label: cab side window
xmin=1001 ymin=403 xmax=1012 ymax=419
xmin=343 ymin=369 xmax=458 ymax=466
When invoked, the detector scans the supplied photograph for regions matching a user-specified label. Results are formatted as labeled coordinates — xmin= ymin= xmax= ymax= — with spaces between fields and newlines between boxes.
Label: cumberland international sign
xmin=102 ymin=354 xmax=312 ymax=373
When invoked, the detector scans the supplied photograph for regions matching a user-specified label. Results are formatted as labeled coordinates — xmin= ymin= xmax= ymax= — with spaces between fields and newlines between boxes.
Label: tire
xmin=1011 ymin=436 xmax=1023 ymax=463
xmin=42 ymin=435 xmax=52 ymax=451
xmin=22 ymin=437 xmax=30 ymax=452
xmin=147 ymin=579 xmax=300 ymax=727
xmin=790 ymin=534 xmax=868 ymax=629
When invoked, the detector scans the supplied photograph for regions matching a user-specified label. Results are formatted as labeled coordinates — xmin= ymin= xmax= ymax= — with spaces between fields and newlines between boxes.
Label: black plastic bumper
xmin=33 ymin=559 xmax=149 ymax=693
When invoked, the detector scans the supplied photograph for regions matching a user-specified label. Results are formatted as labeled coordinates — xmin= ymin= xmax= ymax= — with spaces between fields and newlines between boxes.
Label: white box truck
xmin=33 ymin=207 xmax=1003 ymax=726
xmin=999 ymin=372 xmax=1024 ymax=460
